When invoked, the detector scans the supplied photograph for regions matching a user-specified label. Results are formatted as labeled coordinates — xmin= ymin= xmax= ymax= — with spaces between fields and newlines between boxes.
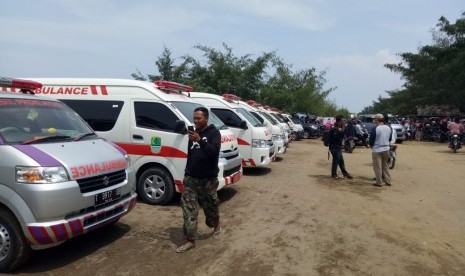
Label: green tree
xmin=365 ymin=13 xmax=465 ymax=115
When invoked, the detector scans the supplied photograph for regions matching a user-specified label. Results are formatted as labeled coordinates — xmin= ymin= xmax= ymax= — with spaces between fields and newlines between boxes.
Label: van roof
xmin=29 ymin=78 xmax=193 ymax=103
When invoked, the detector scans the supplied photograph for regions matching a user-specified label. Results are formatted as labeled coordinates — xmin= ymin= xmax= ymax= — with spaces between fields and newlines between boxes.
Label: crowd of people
xmin=400 ymin=117 xmax=465 ymax=144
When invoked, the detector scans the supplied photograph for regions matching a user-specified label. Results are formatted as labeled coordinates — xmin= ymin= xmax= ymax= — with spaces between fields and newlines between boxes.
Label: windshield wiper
xmin=74 ymin=132 xmax=97 ymax=141
xmin=22 ymin=135 xmax=72 ymax=145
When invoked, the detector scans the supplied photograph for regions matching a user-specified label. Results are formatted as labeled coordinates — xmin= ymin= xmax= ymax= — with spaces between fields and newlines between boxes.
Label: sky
xmin=1 ymin=0 xmax=463 ymax=112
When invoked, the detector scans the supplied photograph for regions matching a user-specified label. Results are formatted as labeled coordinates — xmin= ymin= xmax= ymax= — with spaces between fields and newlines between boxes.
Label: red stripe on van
xmin=116 ymin=143 xmax=188 ymax=158
xmin=90 ymin=86 xmax=98 ymax=95
xmin=100 ymin=86 xmax=108 ymax=95
xmin=237 ymin=138 xmax=250 ymax=146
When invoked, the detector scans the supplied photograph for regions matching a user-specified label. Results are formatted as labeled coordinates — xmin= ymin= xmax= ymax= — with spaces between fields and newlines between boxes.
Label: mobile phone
xmin=188 ymin=126 xmax=194 ymax=132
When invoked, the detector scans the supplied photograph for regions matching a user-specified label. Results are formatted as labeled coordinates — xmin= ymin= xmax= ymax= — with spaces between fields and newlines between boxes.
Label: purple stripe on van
xmin=13 ymin=145 xmax=63 ymax=166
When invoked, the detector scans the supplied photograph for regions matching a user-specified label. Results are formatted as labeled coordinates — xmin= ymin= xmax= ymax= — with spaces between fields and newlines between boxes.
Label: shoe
xmin=344 ymin=174 xmax=353 ymax=179
xmin=373 ymin=183 xmax=383 ymax=187
xmin=331 ymin=175 xmax=341 ymax=180
xmin=176 ymin=242 xmax=195 ymax=253
xmin=211 ymin=227 xmax=222 ymax=238
xmin=385 ymin=183 xmax=392 ymax=186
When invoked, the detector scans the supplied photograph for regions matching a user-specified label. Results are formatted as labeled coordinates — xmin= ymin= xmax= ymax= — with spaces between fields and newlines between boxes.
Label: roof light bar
xmin=154 ymin=80 xmax=193 ymax=93
xmin=0 ymin=77 xmax=42 ymax=90
xmin=222 ymin=93 xmax=242 ymax=102
xmin=246 ymin=100 xmax=262 ymax=107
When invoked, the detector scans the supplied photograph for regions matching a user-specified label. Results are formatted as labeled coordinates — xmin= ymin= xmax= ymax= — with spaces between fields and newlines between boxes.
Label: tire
xmin=348 ymin=146 xmax=354 ymax=153
xmin=0 ymin=209 xmax=31 ymax=273
xmin=302 ymin=131 xmax=310 ymax=139
xmin=290 ymin=132 xmax=298 ymax=141
xmin=388 ymin=157 xmax=396 ymax=170
xmin=137 ymin=167 xmax=175 ymax=205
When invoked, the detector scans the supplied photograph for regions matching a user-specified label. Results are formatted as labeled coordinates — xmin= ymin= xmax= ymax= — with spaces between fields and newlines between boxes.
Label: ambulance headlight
xmin=124 ymin=154 xmax=131 ymax=167
xmin=16 ymin=166 xmax=69 ymax=184
xmin=252 ymin=139 xmax=267 ymax=148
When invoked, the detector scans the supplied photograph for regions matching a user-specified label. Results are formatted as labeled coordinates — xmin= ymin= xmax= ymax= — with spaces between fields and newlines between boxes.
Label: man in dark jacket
xmin=177 ymin=107 xmax=222 ymax=253
xmin=329 ymin=115 xmax=353 ymax=180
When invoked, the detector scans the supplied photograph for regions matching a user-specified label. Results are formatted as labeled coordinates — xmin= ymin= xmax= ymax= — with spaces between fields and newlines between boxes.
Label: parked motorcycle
xmin=450 ymin=134 xmax=462 ymax=153
xmin=387 ymin=144 xmax=397 ymax=169
xmin=343 ymin=136 xmax=355 ymax=153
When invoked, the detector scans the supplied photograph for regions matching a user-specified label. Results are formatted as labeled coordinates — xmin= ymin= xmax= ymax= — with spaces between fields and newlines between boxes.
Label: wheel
xmin=348 ymin=146 xmax=354 ymax=153
xmin=290 ymin=132 xmax=298 ymax=141
xmin=137 ymin=167 xmax=175 ymax=205
xmin=0 ymin=209 xmax=31 ymax=273
xmin=302 ymin=131 xmax=310 ymax=139
xmin=388 ymin=157 xmax=396 ymax=169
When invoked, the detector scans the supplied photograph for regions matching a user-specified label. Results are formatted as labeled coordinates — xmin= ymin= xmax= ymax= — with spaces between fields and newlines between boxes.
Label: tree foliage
xmin=133 ymin=43 xmax=340 ymax=115
xmin=364 ymin=13 xmax=465 ymax=115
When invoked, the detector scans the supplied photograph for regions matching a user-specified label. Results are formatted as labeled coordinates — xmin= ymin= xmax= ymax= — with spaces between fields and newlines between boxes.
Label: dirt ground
xmin=13 ymin=139 xmax=465 ymax=276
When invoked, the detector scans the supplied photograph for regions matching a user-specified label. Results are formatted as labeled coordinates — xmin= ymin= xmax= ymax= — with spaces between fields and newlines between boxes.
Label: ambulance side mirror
xmin=239 ymin=120 xmax=248 ymax=130
xmin=174 ymin=120 xmax=188 ymax=134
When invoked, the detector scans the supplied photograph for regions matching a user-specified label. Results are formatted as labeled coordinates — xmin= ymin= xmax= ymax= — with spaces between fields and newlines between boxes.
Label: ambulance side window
xmin=134 ymin=102 xmax=178 ymax=132
xmin=60 ymin=100 xmax=123 ymax=132
xmin=211 ymin=108 xmax=242 ymax=128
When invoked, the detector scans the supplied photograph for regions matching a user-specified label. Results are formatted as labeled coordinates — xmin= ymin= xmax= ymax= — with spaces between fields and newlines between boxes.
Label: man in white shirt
xmin=369 ymin=114 xmax=392 ymax=187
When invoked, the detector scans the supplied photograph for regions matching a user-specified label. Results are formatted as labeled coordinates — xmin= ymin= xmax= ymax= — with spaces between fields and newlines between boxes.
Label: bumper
xmin=25 ymin=192 xmax=137 ymax=249
xmin=274 ymin=140 xmax=286 ymax=154
xmin=243 ymin=147 xmax=271 ymax=167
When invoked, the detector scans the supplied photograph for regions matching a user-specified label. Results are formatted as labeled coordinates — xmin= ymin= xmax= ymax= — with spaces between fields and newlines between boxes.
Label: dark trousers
xmin=330 ymin=147 xmax=348 ymax=177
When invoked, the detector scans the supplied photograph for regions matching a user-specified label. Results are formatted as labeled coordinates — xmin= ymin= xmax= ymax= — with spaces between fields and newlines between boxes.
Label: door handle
xmin=132 ymin=134 xmax=143 ymax=140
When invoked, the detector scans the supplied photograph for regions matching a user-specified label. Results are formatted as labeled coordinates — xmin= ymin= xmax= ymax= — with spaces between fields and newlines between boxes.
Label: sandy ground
xmin=13 ymin=139 xmax=465 ymax=276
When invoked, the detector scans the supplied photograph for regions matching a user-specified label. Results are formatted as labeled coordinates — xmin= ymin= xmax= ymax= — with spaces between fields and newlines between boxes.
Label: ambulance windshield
xmin=171 ymin=101 xmax=227 ymax=129
xmin=0 ymin=98 xmax=93 ymax=144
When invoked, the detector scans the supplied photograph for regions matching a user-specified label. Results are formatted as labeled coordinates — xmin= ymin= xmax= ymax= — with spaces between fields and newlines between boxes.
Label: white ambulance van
xmin=261 ymin=107 xmax=291 ymax=145
xmin=0 ymin=78 xmax=136 ymax=272
xmin=29 ymin=79 xmax=242 ymax=205
xmin=237 ymin=100 xmax=286 ymax=154
xmin=190 ymin=93 xmax=275 ymax=168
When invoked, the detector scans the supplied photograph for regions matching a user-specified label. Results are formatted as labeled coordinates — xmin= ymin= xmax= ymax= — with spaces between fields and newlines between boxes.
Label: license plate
xmin=95 ymin=187 xmax=122 ymax=206
xmin=232 ymin=172 xmax=241 ymax=183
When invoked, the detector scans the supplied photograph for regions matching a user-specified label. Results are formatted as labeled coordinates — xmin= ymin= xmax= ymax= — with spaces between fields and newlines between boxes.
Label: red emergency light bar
xmin=222 ymin=93 xmax=242 ymax=102
xmin=246 ymin=100 xmax=262 ymax=107
xmin=154 ymin=80 xmax=193 ymax=93
xmin=0 ymin=77 xmax=42 ymax=90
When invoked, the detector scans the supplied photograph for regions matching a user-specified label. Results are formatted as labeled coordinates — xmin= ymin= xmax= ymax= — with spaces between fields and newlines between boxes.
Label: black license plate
xmin=95 ymin=187 xmax=122 ymax=206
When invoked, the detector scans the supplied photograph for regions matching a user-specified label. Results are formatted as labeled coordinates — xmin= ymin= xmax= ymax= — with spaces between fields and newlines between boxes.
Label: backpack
xmin=322 ymin=130 xmax=331 ymax=147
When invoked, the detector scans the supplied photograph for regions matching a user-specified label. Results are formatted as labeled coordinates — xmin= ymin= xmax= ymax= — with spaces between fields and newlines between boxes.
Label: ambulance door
xmin=130 ymin=99 xmax=188 ymax=205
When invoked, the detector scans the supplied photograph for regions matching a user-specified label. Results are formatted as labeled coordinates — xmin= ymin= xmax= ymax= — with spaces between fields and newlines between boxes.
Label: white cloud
xmin=206 ymin=0 xmax=335 ymax=31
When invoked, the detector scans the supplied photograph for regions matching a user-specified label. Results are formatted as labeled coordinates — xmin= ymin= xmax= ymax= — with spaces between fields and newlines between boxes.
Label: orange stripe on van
xmin=237 ymin=138 xmax=250 ymax=146
xmin=116 ymin=143 xmax=188 ymax=158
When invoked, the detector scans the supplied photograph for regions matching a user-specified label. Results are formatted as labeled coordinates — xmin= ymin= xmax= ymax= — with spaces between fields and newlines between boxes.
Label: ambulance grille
xmin=77 ymin=170 xmax=126 ymax=193
xmin=223 ymin=165 xmax=241 ymax=177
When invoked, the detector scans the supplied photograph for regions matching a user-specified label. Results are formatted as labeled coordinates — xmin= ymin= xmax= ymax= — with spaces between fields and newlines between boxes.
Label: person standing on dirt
xmin=369 ymin=113 xmax=392 ymax=187
xmin=329 ymin=115 xmax=353 ymax=180
xmin=176 ymin=107 xmax=222 ymax=253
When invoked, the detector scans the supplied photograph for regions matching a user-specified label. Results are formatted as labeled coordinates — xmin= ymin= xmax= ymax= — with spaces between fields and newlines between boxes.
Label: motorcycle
xmin=388 ymin=144 xmax=397 ymax=169
xmin=343 ymin=136 xmax=355 ymax=153
xmin=450 ymin=134 xmax=462 ymax=153
xmin=354 ymin=132 xmax=369 ymax=147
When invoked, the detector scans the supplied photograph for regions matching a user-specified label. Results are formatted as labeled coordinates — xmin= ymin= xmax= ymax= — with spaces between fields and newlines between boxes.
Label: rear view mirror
xmin=239 ymin=120 xmax=248 ymax=130
xmin=174 ymin=120 xmax=187 ymax=134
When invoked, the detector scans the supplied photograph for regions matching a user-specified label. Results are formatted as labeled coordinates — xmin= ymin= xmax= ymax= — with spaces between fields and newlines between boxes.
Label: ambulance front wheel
xmin=0 ymin=208 xmax=31 ymax=272
xmin=137 ymin=167 xmax=175 ymax=205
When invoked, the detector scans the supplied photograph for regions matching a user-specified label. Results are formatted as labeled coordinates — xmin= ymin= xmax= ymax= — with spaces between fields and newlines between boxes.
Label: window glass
xmin=171 ymin=101 xmax=226 ymax=129
xmin=259 ymin=111 xmax=278 ymax=125
xmin=251 ymin=112 xmax=264 ymax=124
xmin=0 ymin=99 xmax=92 ymax=144
xmin=211 ymin=108 xmax=243 ymax=128
xmin=269 ymin=113 xmax=284 ymax=123
xmin=134 ymin=102 xmax=179 ymax=132
xmin=235 ymin=108 xmax=261 ymax=127
xmin=61 ymin=100 xmax=123 ymax=131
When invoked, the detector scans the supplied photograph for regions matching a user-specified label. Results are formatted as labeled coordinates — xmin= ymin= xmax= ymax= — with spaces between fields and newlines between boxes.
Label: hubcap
xmin=0 ymin=224 xmax=11 ymax=262
xmin=143 ymin=175 xmax=166 ymax=200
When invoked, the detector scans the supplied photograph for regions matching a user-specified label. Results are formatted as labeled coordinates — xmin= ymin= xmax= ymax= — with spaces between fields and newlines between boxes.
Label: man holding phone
xmin=176 ymin=107 xmax=222 ymax=253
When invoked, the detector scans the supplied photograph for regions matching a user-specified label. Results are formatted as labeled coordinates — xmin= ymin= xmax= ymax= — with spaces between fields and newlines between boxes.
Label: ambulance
xmin=237 ymin=100 xmax=286 ymax=154
xmin=28 ymin=79 xmax=242 ymax=205
xmin=0 ymin=78 xmax=136 ymax=272
xmin=261 ymin=106 xmax=291 ymax=145
xmin=190 ymin=93 xmax=275 ymax=168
